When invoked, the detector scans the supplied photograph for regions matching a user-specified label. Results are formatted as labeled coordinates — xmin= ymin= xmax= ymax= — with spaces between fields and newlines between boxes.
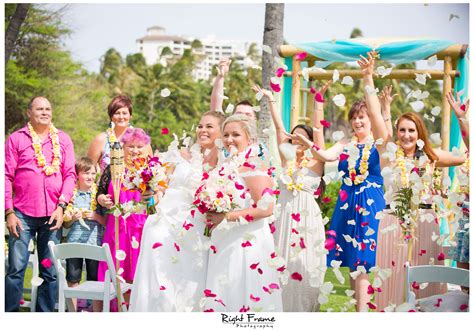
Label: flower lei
xmin=348 ymin=136 xmax=373 ymax=185
xmin=28 ymin=122 xmax=61 ymax=176
xmin=395 ymin=142 xmax=409 ymax=188
xmin=284 ymin=156 xmax=309 ymax=192
xmin=107 ymin=126 xmax=117 ymax=144
xmin=64 ymin=183 xmax=98 ymax=223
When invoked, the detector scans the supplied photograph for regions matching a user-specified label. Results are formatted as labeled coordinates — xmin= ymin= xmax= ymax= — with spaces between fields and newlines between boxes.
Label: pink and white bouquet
xmin=122 ymin=155 xmax=170 ymax=214
xmin=193 ymin=167 xmax=241 ymax=236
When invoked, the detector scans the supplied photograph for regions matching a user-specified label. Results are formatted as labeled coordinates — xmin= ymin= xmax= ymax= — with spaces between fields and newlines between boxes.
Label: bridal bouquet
xmin=122 ymin=155 xmax=169 ymax=214
xmin=193 ymin=167 xmax=241 ymax=236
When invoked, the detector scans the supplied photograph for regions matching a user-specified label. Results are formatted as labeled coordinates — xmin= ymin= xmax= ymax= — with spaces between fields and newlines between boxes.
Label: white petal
xmin=332 ymin=131 xmax=345 ymax=141
xmin=332 ymin=69 xmax=340 ymax=83
xmin=431 ymin=106 xmax=441 ymax=116
xmin=347 ymin=219 xmax=356 ymax=225
xmin=256 ymin=91 xmax=264 ymax=101
xmin=345 ymin=289 xmax=355 ymax=297
xmin=343 ymin=177 xmax=353 ymax=186
xmin=341 ymin=76 xmax=354 ymax=86
xmin=117 ymin=267 xmax=124 ymax=275
xmin=376 ymin=66 xmax=392 ymax=78
xmin=116 ymin=250 xmax=126 ymax=261
xmin=262 ymin=45 xmax=272 ymax=54
xmin=415 ymin=73 xmax=427 ymax=85
xmin=340 ymin=203 xmax=349 ymax=210
xmin=31 ymin=276 xmax=44 ymax=287
xmin=131 ymin=236 xmax=139 ymax=249
xmin=365 ymin=85 xmax=379 ymax=95
xmin=430 ymin=133 xmax=442 ymax=145
xmin=373 ymin=277 xmax=382 ymax=288
xmin=367 ymin=199 xmax=374 ymax=206
xmin=410 ymin=100 xmax=424 ymax=112
xmin=253 ymin=106 xmax=261 ymax=113
xmin=427 ymin=55 xmax=437 ymax=67
xmin=270 ymin=76 xmax=280 ymax=85
xmin=160 ymin=88 xmax=171 ymax=98
xmin=225 ymin=103 xmax=235 ymax=114
xmin=318 ymin=294 xmax=329 ymax=305
xmin=365 ymin=227 xmax=375 ymax=236
xmin=332 ymin=94 xmax=346 ymax=107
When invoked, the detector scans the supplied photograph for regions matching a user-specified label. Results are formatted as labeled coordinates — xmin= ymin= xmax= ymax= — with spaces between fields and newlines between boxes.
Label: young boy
xmin=63 ymin=157 xmax=105 ymax=312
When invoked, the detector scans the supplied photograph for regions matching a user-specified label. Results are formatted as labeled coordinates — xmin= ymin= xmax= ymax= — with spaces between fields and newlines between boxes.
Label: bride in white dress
xmin=130 ymin=111 xmax=224 ymax=312
xmin=253 ymin=85 xmax=327 ymax=311
xmin=203 ymin=115 xmax=283 ymax=312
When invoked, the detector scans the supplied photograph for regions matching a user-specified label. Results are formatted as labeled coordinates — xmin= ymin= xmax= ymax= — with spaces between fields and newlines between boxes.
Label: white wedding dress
xmin=130 ymin=144 xmax=210 ymax=312
xmin=274 ymin=166 xmax=327 ymax=311
xmin=203 ymin=156 xmax=283 ymax=312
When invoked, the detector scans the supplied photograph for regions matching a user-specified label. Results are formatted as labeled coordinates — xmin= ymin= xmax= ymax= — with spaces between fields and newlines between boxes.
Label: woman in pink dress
xmin=96 ymin=127 xmax=156 ymax=306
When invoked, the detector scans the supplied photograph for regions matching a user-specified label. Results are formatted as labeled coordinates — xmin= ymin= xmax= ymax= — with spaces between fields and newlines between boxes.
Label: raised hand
xmin=378 ymin=85 xmax=398 ymax=108
xmin=217 ymin=58 xmax=231 ymax=77
xmin=252 ymin=85 xmax=275 ymax=101
xmin=446 ymin=91 xmax=469 ymax=119
xmin=357 ymin=50 xmax=377 ymax=76
xmin=315 ymin=79 xmax=333 ymax=103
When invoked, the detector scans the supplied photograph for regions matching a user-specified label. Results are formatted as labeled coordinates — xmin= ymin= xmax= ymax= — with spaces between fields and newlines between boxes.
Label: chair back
xmin=406 ymin=265 xmax=469 ymax=301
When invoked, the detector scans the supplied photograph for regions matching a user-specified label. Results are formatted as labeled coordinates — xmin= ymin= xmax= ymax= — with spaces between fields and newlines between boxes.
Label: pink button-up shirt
xmin=5 ymin=125 xmax=76 ymax=217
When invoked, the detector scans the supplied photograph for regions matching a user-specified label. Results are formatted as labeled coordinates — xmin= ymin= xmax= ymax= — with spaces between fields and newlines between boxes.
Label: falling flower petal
xmin=332 ymin=94 xmax=346 ymax=107
xmin=270 ymin=81 xmax=281 ymax=93
xmin=160 ymin=285 xmax=166 ymax=291
xmin=460 ymin=304 xmax=468 ymax=310
xmin=341 ymin=76 xmax=354 ymax=86
xmin=437 ymin=252 xmax=445 ymax=261
xmin=131 ymin=236 xmax=140 ymax=249
xmin=255 ymin=91 xmax=264 ymax=101
xmin=174 ymin=243 xmax=180 ymax=252
xmin=367 ymin=302 xmax=377 ymax=310
xmin=269 ymin=283 xmax=280 ymax=290
xmin=204 ymin=289 xmax=217 ymax=297
xmin=291 ymin=213 xmax=301 ymax=222
xmin=320 ymin=120 xmax=331 ymax=128
xmin=262 ymin=45 xmax=272 ymax=54
xmin=40 ymin=258 xmax=52 ymax=269
xmin=332 ymin=69 xmax=340 ymax=83
xmin=310 ymin=87 xmax=316 ymax=94
xmin=250 ymin=294 xmax=261 ymax=302
xmin=152 ymin=242 xmax=163 ymax=249
xmin=210 ymin=245 xmax=217 ymax=254
xmin=415 ymin=73 xmax=430 ymax=85
xmin=339 ymin=190 xmax=348 ymax=202
xmin=240 ymin=305 xmax=250 ymax=312
xmin=291 ymin=272 xmax=303 ymax=281
xmin=427 ymin=55 xmax=437 ymax=67
xmin=225 ymin=104 xmax=235 ymax=114
xmin=19 ymin=298 xmax=25 ymax=305
xmin=376 ymin=66 xmax=392 ymax=78
xmin=430 ymin=133 xmax=442 ymax=145
xmin=295 ymin=52 xmax=307 ymax=61
xmin=322 ymin=196 xmax=331 ymax=204
xmin=116 ymin=250 xmax=126 ymax=261
xmin=31 ymin=276 xmax=44 ymax=287
xmin=241 ymin=241 xmax=252 ymax=248
xmin=339 ymin=153 xmax=349 ymax=162
xmin=324 ymin=237 xmax=336 ymax=250
xmin=276 ymin=67 xmax=285 ymax=77
xmin=410 ymin=100 xmax=425 ymax=112
xmin=160 ymin=88 xmax=171 ymax=98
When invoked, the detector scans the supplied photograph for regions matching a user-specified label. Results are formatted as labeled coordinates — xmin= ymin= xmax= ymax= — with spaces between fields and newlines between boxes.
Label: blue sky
xmin=46 ymin=3 xmax=469 ymax=72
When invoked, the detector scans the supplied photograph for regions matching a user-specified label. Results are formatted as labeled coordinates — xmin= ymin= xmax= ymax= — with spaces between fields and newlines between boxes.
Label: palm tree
xmin=5 ymin=4 xmax=30 ymax=64
xmin=260 ymin=3 xmax=284 ymax=145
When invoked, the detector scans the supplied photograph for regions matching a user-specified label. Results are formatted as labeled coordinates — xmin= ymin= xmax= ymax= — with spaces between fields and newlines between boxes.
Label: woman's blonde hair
xmin=222 ymin=114 xmax=258 ymax=143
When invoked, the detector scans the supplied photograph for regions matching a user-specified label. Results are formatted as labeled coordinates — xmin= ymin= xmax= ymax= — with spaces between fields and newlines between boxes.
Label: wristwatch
xmin=58 ymin=202 xmax=67 ymax=211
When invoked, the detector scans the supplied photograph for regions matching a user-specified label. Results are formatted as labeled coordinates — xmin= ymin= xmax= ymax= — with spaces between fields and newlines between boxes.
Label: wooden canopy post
xmin=290 ymin=55 xmax=301 ymax=129
xmin=304 ymin=59 xmax=316 ymax=126
xmin=441 ymin=55 xmax=453 ymax=150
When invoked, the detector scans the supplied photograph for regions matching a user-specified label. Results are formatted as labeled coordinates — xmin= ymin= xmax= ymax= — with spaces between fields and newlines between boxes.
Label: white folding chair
xmin=48 ymin=241 xmax=132 ymax=312
xmin=406 ymin=265 xmax=470 ymax=304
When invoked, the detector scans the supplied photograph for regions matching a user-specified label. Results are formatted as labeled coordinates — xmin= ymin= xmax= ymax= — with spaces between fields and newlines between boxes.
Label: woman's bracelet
xmin=312 ymin=144 xmax=320 ymax=151
xmin=5 ymin=210 xmax=15 ymax=219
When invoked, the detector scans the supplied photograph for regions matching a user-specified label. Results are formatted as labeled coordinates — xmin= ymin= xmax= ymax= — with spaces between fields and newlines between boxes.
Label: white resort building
xmin=136 ymin=26 xmax=259 ymax=81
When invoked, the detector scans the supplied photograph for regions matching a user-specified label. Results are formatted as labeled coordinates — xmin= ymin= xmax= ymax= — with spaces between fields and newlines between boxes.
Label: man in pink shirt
xmin=5 ymin=96 xmax=76 ymax=312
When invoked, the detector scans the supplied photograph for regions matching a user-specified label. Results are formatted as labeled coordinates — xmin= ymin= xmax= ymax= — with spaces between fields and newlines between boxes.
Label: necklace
xmin=285 ymin=156 xmax=309 ymax=192
xmin=28 ymin=122 xmax=61 ymax=176
xmin=395 ymin=142 xmax=409 ymax=188
xmin=348 ymin=135 xmax=373 ymax=185
xmin=64 ymin=183 xmax=98 ymax=222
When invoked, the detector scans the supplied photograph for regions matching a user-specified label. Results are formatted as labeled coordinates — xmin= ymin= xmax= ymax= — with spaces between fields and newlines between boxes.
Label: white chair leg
xmin=30 ymin=247 xmax=39 ymax=312
xmin=103 ymin=270 xmax=110 ymax=312
xmin=103 ymin=297 xmax=110 ymax=312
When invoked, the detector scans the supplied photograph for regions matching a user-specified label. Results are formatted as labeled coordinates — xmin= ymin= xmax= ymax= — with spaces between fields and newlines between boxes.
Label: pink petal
xmin=152 ymin=242 xmax=163 ymax=249
xmin=250 ymin=294 xmax=261 ymax=302
xmin=313 ymin=187 xmax=322 ymax=197
xmin=434 ymin=298 xmax=443 ymax=307
xmin=295 ymin=52 xmax=307 ymax=61
xmin=269 ymin=222 xmax=276 ymax=234
xmin=243 ymin=161 xmax=256 ymax=170
xmin=462 ymin=130 xmax=467 ymax=137
xmin=367 ymin=302 xmax=377 ymax=310
xmin=437 ymin=252 xmax=445 ymax=261
xmin=460 ymin=304 xmax=468 ymax=310
xmin=214 ymin=299 xmax=226 ymax=307
xmin=235 ymin=182 xmax=245 ymax=190
xmin=204 ymin=289 xmax=217 ymax=298
xmin=250 ymin=263 xmax=259 ymax=270
xmin=269 ymin=283 xmax=280 ymax=290
xmin=411 ymin=281 xmax=420 ymax=290
xmin=204 ymin=309 xmax=214 ymax=312
xmin=257 ymin=268 xmax=263 ymax=275
xmin=276 ymin=67 xmax=285 ymax=77
xmin=324 ymin=237 xmax=336 ymax=250
xmin=322 ymin=196 xmax=331 ymax=204
xmin=461 ymin=104 xmax=466 ymax=111
xmin=270 ymin=252 xmax=277 ymax=259
xmin=210 ymin=245 xmax=217 ymax=254
xmin=174 ymin=243 xmax=180 ymax=252
xmin=320 ymin=120 xmax=331 ymax=128
xmin=263 ymin=286 xmax=271 ymax=294
xmin=241 ymin=241 xmax=252 ymax=248
xmin=299 ymin=237 xmax=306 ymax=249
xmin=239 ymin=305 xmax=250 ymax=312
xmin=339 ymin=190 xmax=348 ymax=202
xmin=291 ymin=272 xmax=303 ymax=281
xmin=339 ymin=153 xmax=349 ymax=162
xmin=418 ymin=249 xmax=426 ymax=256
xmin=182 ymin=221 xmax=194 ymax=231
xmin=315 ymin=91 xmax=325 ymax=103
xmin=361 ymin=221 xmax=369 ymax=227
xmin=291 ymin=213 xmax=301 ymax=222
xmin=245 ymin=214 xmax=254 ymax=222
xmin=310 ymin=87 xmax=317 ymax=94
xmin=270 ymin=81 xmax=281 ymax=93
xmin=367 ymin=284 xmax=375 ymax=295
xmin=160 ymin=286 xmax=166 ymax=290
xmin=40 ymin=258 xmax=52 ymax=269
xmin=161 ymin=128 xmax=169 ymax=135
xmin=19 ymin=298 xmax=25 ymax=305
xmin=292 ymin=228 xmax=299 ymax=234
xmin=277 ymin=265 xmax=286 ymax=273
xmin=326 ymin=230 xmax=336 ymax=237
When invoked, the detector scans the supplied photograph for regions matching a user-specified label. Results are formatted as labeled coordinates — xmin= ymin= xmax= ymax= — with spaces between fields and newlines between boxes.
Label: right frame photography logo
xmin=221 ymin=313 xmax=276 ymax=329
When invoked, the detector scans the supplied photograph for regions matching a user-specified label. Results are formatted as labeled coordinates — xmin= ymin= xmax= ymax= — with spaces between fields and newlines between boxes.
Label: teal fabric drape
xmin=296 ymin=39 xmax=455 ymax=64
xmin=282 ymin=57 xmax=293 ymax=132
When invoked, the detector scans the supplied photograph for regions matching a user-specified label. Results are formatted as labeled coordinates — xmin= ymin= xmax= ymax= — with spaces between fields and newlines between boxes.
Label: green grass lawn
xmin=21 ymin=263 xmax=357 ymax=312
